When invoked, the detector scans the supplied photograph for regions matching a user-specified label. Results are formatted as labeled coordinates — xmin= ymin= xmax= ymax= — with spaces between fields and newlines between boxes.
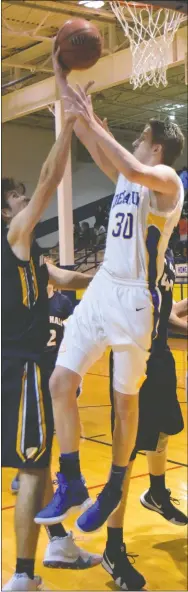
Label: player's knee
xmin=115 ymin=391 xmax=138 ymax=420
xmin=50 ymin=367 xmax=67 ymax=400
xmin=49 ymin=366 xmax=77 ymax=402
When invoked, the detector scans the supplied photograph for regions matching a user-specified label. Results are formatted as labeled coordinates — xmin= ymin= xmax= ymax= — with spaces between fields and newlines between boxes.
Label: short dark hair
xmin=149 ymin=118 xmax=185 ymax=166
xmin=1 ymin=177 xmax=26 ymax=210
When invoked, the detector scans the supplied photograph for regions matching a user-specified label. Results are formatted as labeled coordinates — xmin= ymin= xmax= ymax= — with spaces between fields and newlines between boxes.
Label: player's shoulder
xmin=153 ymin=163 xmax=180 ymax=182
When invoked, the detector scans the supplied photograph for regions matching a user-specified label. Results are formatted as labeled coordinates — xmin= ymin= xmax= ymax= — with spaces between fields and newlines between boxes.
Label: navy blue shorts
xmin=110 ymin=348 xmax=184 ymax=461
xmin=2 ymin=356 xmax=54 ymax=469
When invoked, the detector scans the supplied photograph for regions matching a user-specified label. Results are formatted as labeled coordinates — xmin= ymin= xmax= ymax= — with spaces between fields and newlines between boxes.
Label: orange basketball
xmin=55 ymin=18 xmax=103 ymax=71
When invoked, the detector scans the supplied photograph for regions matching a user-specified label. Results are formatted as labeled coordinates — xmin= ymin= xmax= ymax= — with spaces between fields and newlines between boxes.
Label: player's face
xmin=6 ymin=191 xmax=30 ymax=219
xmin=132 ymin=126 xmax=153 ymax=163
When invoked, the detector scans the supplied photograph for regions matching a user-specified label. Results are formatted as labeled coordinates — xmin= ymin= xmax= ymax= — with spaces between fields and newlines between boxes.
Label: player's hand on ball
xmin=52 ymin=40 xmax=70 ymax=89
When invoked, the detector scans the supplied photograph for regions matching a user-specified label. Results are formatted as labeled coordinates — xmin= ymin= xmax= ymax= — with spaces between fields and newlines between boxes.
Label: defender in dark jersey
xmin=45 ymin=285 xmax=82 ymax=397
xmin=2 ymin=47 xmax=100 ymax=591
xmin=102 ymin=248 xmax=187 ymax=591
xmin=45 ymin=285 xmax=74 ymax=375
xmin=10 ymin=289 xmax=73 ymax=491
xmin=7 ymin=276 xmax=100 ymax=576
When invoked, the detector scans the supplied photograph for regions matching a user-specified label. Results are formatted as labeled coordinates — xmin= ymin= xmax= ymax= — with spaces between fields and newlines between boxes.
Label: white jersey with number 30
xmin=103 ymin=174 xmax=184 ymax=287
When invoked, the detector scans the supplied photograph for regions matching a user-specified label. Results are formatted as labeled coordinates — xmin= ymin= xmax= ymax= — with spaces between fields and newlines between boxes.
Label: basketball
xmin=55 ymin=18 xmax=103 ymax=71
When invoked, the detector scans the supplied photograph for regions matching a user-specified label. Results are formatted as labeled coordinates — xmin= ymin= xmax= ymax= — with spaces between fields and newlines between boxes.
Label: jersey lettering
xmin=112 ymin=190 xmax=140 ymax=209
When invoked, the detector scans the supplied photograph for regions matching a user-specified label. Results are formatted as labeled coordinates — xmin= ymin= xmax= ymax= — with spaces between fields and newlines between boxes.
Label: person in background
xmin=81 ymin=221 xmax=91 ymax=250
xmin=73 ymin=222 xmax=81 ymax=249
xmin=95 ymin=203 xmax=106 ymax=229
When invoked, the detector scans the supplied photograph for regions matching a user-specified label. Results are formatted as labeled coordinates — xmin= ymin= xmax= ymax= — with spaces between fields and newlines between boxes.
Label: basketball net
xmin=110 ymin=1 xmax=186 ymax=89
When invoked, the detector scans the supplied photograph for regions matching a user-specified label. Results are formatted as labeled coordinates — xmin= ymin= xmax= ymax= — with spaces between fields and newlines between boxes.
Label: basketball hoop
xmin=110 ymin=1 xmax=186 ymax=89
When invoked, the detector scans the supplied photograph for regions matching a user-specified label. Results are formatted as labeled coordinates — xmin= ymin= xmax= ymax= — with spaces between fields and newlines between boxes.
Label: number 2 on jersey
xmin=112 ymin=212 xmax=133 ymax=239
xmin=47 ymin=329 xmax=56 ymax=347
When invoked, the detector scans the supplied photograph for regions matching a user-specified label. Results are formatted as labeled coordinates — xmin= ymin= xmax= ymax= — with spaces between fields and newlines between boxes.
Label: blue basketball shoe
xmin=35 ymin=472 xmax=92 ymax=525
xmin=76 ymin=482 xmax=122 ymax=532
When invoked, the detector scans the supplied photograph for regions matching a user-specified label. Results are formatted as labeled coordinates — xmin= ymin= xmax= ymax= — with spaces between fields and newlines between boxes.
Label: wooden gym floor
xmin=2 ymin=339 xmax=187 ymax=591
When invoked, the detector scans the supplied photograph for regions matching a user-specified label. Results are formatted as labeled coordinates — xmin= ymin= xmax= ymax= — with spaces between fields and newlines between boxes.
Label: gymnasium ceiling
xmin=2 ymin=0 xmax=187 ymax=136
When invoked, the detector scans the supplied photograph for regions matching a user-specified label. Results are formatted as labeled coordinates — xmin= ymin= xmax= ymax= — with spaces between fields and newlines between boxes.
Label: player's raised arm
xmin=63 ymin=84 xmax=184 ymax=201
xmin=81 ymin=115 xmax=183 ymax=198
xmin=74 ymin=109 xmax=118 ymax=185
xmin=7 ymin=48 xmax=76 ymax=247
xmin=53 ymin=58 xmax=118 ymax=185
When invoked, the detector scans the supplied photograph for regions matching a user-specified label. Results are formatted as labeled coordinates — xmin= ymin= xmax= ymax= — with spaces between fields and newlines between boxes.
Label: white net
xmin=110 ymin=1 xmax=186 ymax=89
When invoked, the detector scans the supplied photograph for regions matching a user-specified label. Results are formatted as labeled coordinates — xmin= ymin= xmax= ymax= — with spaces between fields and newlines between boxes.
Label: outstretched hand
xmin=62 ymin=82 xmax=95 ymax=124
xmin=52 ymin=39 xmax=70 ymax=87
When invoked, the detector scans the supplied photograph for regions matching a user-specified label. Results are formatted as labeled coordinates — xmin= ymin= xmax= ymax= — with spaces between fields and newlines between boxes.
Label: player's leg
xmin=77 ymin=345 xmax=147 ymax=533
xmin=50 ymin=365 xmax=81 ymax=453
xmin=139 ymin=348 xmax=187 ymax=525
xmin=112 ymin=389 xmax=139 ymax=466
xmin=35 ymin=365 xmax=101 ymax=525
xmin=15 ymin=468 xmax=46 ymax=560
xmin=141 ymin=433 xmax=188 ymax=525
xmin=102 ymin=351 xmax=146 ymax=590
xmin=2 ymin=359 xmax=52 ymax=591
xmin=103 ymin=458 xmax=146 ymax=591
xmin=35 ymin=288 xmax=108 ymax=525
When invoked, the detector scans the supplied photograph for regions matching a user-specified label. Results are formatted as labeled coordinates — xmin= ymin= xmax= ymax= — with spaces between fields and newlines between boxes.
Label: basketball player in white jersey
xmin=35 ymin=54 xmax=185 ymax=532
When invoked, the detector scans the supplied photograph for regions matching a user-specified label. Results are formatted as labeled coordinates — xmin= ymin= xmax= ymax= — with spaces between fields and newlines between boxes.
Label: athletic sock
xmin=150 ymin=473 xmax=166 ymax=499
xmin=109 ymin=464 xmax=127 ymax=490
xmin=46 ymin=524 xmax=68 ymax=539
xmin=59 ymin=451 xmax=81 ymax=479
xmin=106 ymin=527 xmax=124 ymax=556
xmin=16 ymin=558 xmax=34 ymax=580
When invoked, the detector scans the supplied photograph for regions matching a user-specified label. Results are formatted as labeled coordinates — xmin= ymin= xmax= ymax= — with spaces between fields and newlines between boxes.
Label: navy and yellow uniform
xmin=44 ymin=291 xmax=73 ymax=376
xmin=43 ymin=291 xmax=81 ymax=398
xmin=110 ymin=248 xmax=184 ymax=454
xmin=2 ymin=232 xmax=54 ymax=469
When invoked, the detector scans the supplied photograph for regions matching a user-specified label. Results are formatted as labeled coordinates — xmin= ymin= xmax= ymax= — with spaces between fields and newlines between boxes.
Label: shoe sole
xmin=34 ymin=498 xmax=93 ymax=525
xmin=102 ymin=557 xmax=146 ymax=591
xmin=43 ymin=558 xmax=101 ymax=569
xmin=43 ymin=559 xmax=85 ymax=569
xmin=140 ymin=492 xmax=187 ymax=526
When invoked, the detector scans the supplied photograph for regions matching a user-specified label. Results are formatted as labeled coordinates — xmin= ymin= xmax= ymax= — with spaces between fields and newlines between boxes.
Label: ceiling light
xmin=169 ymin=114 xmax=175 ymax=120
xmin=79 ymin=1 xmax=105 ymax=8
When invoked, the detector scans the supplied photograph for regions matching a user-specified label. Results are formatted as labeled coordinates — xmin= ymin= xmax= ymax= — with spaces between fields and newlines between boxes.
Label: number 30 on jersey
xmin=112 ymin=212 xmax=133 ymax=239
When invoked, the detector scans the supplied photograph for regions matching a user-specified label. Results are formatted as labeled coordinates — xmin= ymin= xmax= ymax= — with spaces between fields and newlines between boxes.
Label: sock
xmin=46 ymin=523 xmax=68 ymax=539
xmin=59 ymin=451 xmax=81 ymax=479
xmin=109 ymin=464 xmax=127 ymax=490
xmin=106 ymin=527 xmax=124 ymax=556
xmin=16 ymin=558 xmax=34 ymax=580
xmin=150 ymin=473 xmax=166 ymax=498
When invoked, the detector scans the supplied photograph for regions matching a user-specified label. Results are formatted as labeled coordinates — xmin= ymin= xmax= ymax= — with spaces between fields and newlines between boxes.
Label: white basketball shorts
xmin=56 ymin=268 xmax=160 ymax=394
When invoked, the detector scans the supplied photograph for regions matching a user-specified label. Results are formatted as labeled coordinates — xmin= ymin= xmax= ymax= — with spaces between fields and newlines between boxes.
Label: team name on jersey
xmin=49 ymin=315 xmax=64 ymax=326
xmin=112 ymin=190 xmax=140 ymax=209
